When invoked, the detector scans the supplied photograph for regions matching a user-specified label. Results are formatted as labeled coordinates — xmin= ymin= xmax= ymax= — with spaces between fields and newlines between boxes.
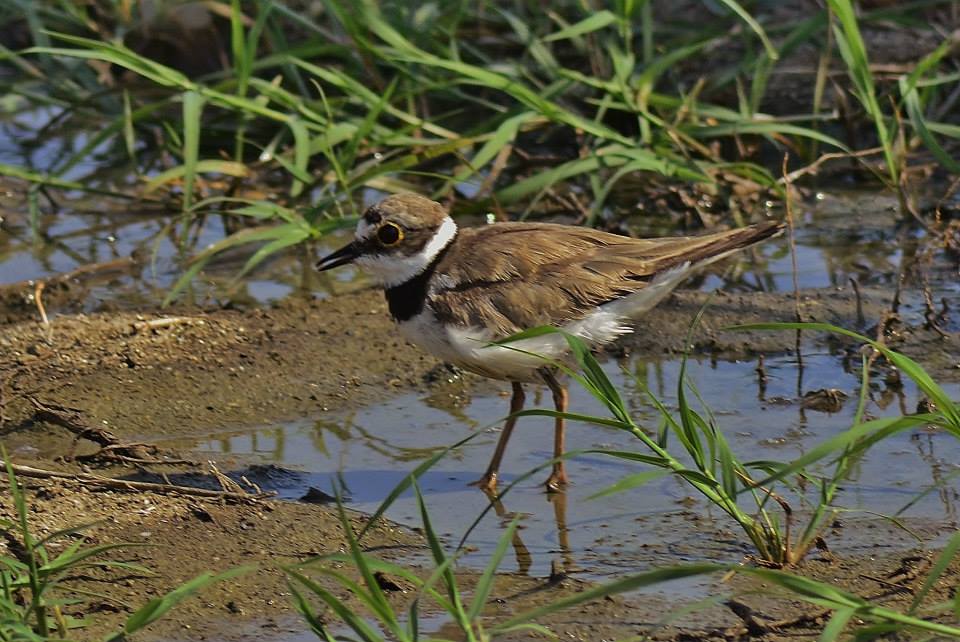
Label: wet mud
xmin=2 ymin=274 xmax=959 ymax=639
xmin=3 ymin=282 xmax=938 ymax=455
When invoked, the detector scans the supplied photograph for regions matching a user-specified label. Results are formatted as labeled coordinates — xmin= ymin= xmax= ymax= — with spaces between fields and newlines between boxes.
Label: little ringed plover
xmin=317 ymin=193 xmax=782 ymax=492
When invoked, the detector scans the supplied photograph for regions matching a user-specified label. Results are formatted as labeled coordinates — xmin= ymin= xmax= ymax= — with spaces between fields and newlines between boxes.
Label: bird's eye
xmin=377 ymin=222 xmax=403 ymax=247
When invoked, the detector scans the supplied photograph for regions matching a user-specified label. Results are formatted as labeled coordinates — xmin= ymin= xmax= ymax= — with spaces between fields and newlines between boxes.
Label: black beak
xmin=316 ymin=241 xmax=360 ymax=271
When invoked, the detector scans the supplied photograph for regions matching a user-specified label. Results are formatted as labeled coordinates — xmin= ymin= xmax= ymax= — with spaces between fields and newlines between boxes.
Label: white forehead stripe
xmin=356 ymin=218 xmax=375 ymax=239
xmin=355 ymin=216 xmax=458 ymax=288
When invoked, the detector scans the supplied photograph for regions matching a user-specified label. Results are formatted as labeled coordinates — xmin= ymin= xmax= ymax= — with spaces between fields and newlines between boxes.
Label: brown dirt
xmin=6 ymin=474 xmax=959 ymax=641
xmin=0 ymin=478 xmax=420 ymax=640
xmin=2 ymin=282 xmax=959 ymax=640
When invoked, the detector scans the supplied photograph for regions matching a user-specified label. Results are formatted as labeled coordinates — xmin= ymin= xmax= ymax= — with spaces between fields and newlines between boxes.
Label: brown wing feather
xmin=428 ymin=221 xmax=781 ymax=337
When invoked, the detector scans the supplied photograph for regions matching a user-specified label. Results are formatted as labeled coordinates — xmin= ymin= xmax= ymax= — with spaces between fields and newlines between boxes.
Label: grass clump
xmin=286 ymin=483 xmax=543 ymax=642
xmin=287 ymin=482 xmax=724 ymax=641
xmin=552 ymin=319 xmax=960 ymax=567
xmin=2 ymin=1 xmax=958 ymax=293
xmin=0 ymin=456 xmax=245 ymax=640
xmin=290 ymin=477 xmax=960 ymax=641
xmin=376 ymin=317 xmax=959 ymax=570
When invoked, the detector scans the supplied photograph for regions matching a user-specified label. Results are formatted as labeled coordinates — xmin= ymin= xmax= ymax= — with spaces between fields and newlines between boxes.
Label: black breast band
xmin=384 ymin=235 xmax=455 ymax=322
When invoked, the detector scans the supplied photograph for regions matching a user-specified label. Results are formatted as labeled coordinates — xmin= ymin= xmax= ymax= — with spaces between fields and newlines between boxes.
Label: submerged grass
xmin=2 ymin=1 xmax=958 ymax=293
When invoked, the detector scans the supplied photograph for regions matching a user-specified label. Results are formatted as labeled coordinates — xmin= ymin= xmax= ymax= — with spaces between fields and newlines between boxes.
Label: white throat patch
xmin=356 ymin=216 xmax=458 ymax=288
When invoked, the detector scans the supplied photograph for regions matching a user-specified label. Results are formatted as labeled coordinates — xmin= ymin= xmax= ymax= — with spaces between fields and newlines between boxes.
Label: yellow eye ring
xmin=377 ymin=222 xmax=404 ymax=247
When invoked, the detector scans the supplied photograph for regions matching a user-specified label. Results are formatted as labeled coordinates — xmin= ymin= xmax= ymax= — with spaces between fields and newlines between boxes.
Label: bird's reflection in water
xmin=475 ymin=486 xmax=574 ymax=577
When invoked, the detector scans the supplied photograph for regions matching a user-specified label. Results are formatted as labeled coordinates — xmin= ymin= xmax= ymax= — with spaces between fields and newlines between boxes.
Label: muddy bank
xmin=2 ymin=281 xmax=959 ymax=640
xmin=0 ymin=477 xmax=420 ymax=640
xmin=5 ymin=472 xmax=960 ymax=642
xmin=1 ymin=282 xmax=956 ymax=455
xmin=0 ymin=292 xmax=438 ymax=453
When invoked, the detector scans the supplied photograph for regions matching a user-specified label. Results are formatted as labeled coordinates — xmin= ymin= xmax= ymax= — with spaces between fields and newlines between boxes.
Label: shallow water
xmin=169 ymin=346 xmax=960 ymax=582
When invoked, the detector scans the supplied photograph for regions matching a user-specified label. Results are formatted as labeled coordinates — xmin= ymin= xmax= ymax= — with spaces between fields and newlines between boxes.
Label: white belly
xmin=396 ymin=305 xmax=628 ymax=382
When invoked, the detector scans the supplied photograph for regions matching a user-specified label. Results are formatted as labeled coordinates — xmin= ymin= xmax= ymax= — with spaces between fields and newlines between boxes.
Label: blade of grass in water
xmin=180 ymin=91 xmax=203 ymax=212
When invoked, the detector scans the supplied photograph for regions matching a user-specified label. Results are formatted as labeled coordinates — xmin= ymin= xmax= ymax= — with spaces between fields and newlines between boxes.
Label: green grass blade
xmin=105 ymin=567 xmax=251 ymax=640
xmin=496 ymin=146 xmax=705 ymax=205
xmin=740 ymin=567 xmax=960 ymax=635
xmin=121 ymin=90 xmax=136 ymax=167
xmin=0 ymin=163 xmax=153 ymax=200
xmin=686 ymin=122 xmax=850 ymax=150
xmin=287 ymin=581 xmax=337 ymax=641
xmin=927 ymin=121 xmax=960 ymax=138
xmin=542 ymin=11 xmax=618 ymax=42
xmin=363 ymin=9 xmax=633 ymax=145
xmin=587 ymin=470 xmax=670 ymax=500
xmin=161 ymin=223 xmax=294 ymax=306
xmin=333 ymin=493 xmax=402 ymax=636
xmin=732 ymin=322 xmax=960 ymax=429
xmin=446 ymin=111 xmax=537 ymax=190
xmin=827 ymin=0 xmax=897 ymax=184
xmin=466 ymin=516 xmax=521 ymax=621
xmin=230 ymin=0 xmax=250 ymax=98
xmin=233 ymin=225 xmax=311 ymax=280
xmin=145 ymin=160 xmax=249 ymax=195
xmin=412 ymin=481 xmax=470 ymax=632
xmin=180 ymin=90 xmax=203 ymax=212
xmin=714 ymin=0 xmax=778 ymax=59
xmin=900 ymin=77 xmax=960 ymax=173
xmin=909 ymin=530 xmax=960 ymax=614
xmin=744 ymin=567 xmax=863 ymax=608
xmin=358 ymin=431 xmax=484 ymax=539
xmin=492 ymin=564 xmax=723 ymax=633
xmin=582 ymin=449 xmax=670 ymax=467
xmin=748 ymin=414 xmax=935 ymax=491
xmin=514 ymin=409 xmax=629 ymax=431
xmin=820 ymin=607 xmax=856 ymax=642
xmin=285 ymin=570 xmax=385 ymax=642
xmin=287 ymin=117 xmax=311 ymax=197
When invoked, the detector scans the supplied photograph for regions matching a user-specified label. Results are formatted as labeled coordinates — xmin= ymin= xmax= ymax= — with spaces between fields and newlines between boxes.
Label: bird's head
xmin=316 ymin=193 xmax=458 ymax=288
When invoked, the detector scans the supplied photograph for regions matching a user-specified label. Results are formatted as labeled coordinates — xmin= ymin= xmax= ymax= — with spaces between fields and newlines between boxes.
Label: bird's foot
xmin=544 ymin=467 xmax=568 ymax=493
xmin=468 ymin=472 xmax=499 ymax=494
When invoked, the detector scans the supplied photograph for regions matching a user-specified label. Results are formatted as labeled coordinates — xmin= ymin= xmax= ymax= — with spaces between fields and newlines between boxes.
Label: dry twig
xmin=3 ymin=463 xmax=272 ymax=501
